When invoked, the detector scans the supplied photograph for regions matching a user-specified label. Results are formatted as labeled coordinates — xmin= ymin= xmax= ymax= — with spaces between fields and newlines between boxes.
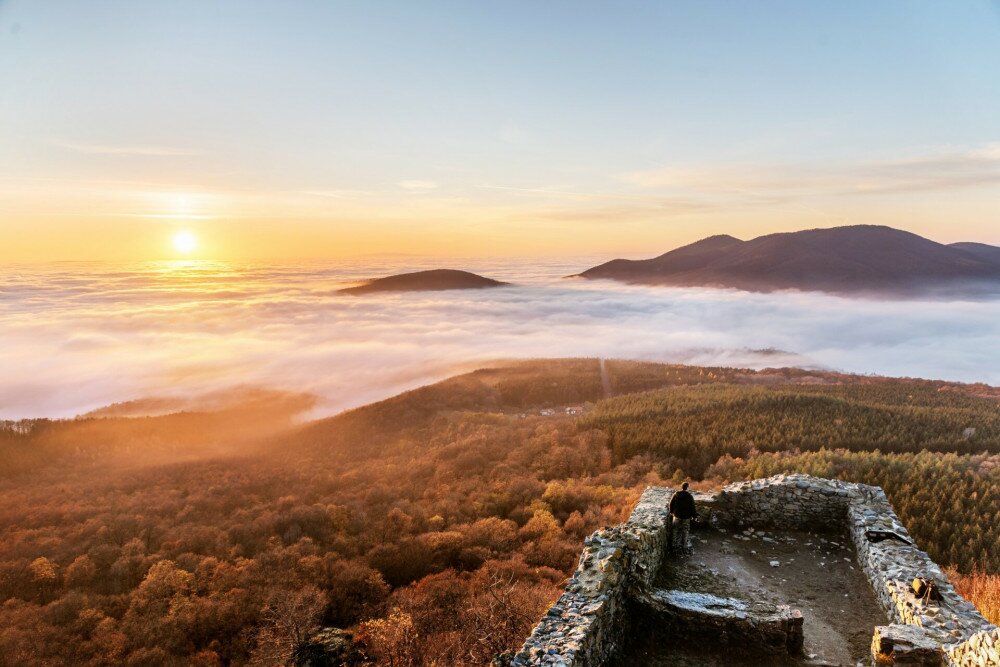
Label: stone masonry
xmin=508 ymin=474 xmax=998 ymax=667
xmin=507 ymin=487 xmax=672 ymax=667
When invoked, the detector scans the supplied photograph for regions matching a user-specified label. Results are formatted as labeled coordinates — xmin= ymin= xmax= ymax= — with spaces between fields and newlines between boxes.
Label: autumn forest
xmin=3 ymin=359 xmax=1000 ymax=666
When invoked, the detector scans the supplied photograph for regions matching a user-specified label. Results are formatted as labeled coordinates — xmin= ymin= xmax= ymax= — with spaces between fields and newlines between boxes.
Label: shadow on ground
xmin=616 ymin=526 xmax=886 ymax=666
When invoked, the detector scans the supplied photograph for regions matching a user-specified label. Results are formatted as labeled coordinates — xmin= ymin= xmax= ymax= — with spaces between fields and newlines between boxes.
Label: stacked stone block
xmin=948 ymin=628 xmax=1000 ymax=666
xmin=509 ymin=487 xmax=673 ymax=667
xmin=636 ymin=589 xmax=803 ymax=655
xmin=707 ymin=473 xmax=854 ymax=530
xmin=511 ymin=474 xmax=997 ymax=667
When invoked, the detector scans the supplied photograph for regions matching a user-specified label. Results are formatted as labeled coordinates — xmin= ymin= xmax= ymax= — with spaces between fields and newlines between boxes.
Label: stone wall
xmin=635 ymin=589 xmax=803 ymax=655
xmin=509 ymin=487 xmax=673 ymax=667
xmin=707 ymin=474 xmax=854 ymax=530
xmin=847 ymin=484 xmax=994 ymax=643
xmin=948 ymin=627 xmax=1000 ymax=666
xmin=510 ymin=475 xmax=997 ymax=667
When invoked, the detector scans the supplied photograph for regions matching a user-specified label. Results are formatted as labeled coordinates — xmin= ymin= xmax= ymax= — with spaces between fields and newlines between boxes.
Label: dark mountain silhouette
xmin=577 ymin=225 xmax=1000 ymax=295
xmin=339 ymin=269 xmax=508 ymax=295
xmin=949 ymin=242 xmax=1000 ymax=266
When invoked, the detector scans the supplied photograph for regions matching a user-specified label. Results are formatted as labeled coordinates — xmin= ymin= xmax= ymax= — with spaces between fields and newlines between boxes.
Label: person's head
xmin=682 ymin=482 xmax=689 ymax=491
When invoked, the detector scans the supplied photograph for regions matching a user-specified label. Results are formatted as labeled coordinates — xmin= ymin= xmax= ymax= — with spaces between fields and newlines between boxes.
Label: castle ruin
xmin=508 ymin=474 xmax=999 ymax=666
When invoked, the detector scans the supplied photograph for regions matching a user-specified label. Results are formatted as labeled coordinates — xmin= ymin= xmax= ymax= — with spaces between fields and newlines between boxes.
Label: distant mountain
xmin=949 ymin=242 xmax=1000 ymax=265
xmin=577 ymin=225 xmax=1000 ymax=295
xmin=339 ymin=269 xmax=508 ymax=295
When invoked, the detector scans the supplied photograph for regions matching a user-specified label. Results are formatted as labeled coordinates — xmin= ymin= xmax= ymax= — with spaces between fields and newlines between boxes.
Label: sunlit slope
xmin=7 ymin=359 xmax=999 ymax=477
xmin=289 ymin=359 xmax=604 ymax=455
xmin=290 ymin=358 xmax=1000 ymax=464
xmin=582 ymin=383 xmax=1000 ymax=474
xmin=0 ymin=389 xmax=315 ymax=476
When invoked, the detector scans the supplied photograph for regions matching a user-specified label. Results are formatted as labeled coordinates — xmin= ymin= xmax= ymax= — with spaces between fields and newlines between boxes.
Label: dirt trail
xmin=599 ymin=358 xmax=612 ymax=398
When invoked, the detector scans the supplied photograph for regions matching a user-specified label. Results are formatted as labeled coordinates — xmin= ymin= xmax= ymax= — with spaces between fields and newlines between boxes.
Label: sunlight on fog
xmin=2 ymin=258 xmax=999 ymax=419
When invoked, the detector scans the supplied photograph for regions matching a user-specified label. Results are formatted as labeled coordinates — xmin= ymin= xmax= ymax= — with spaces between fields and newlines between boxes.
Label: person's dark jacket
xmin=669 ymin=490 xmax=697 ymax=520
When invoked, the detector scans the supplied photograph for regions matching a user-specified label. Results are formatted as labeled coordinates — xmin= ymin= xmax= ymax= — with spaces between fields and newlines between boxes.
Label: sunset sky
xmin=2 ymin=1 xmax=1000 ymax=261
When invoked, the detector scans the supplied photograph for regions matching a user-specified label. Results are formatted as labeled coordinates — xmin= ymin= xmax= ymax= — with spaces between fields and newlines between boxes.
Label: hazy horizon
xmin=4 ymin=255 xmax=1000 ymax=421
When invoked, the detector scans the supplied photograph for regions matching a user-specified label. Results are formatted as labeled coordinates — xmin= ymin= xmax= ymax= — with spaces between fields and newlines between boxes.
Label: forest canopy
xmin=2 ymin=359 xmax=999 ymax=666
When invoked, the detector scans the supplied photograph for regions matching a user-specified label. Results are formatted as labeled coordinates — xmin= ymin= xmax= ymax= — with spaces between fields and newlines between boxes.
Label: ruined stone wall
xmin=509 ymin=487 xmax=673 ymax=667
xmin=707 ymin=474 xmax=996 ymax=661
xmin=948 ymin=627 xmax=1000 ymax=666
xmin=707 ymin=474 xmax=853 ymax=530
xmin=511 ymin=475 xmax=997 ymax=667
xmin=847 ymin=485 xmax=994 ymax=643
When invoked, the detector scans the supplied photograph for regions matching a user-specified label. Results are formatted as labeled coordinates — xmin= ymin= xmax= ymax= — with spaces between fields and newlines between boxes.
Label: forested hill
xmin=577 ymin=225 xmax=1000 ymax=295
xmin=289 ymin=358 xmax=1000 ymax=460
xmin=2 ymin=359 xmax=1000 ymax=666
xmin=338 ymin=269 xmax=507 ymax=295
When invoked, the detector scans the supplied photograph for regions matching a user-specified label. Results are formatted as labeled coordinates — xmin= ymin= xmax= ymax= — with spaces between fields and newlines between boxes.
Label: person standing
xmin=669 ymin=482 xmax=698 ymax=554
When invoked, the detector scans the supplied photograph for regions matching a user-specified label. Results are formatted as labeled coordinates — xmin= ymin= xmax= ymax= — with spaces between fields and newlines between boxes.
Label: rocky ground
xmin=617 ymin=526 xmax=888 ymax=666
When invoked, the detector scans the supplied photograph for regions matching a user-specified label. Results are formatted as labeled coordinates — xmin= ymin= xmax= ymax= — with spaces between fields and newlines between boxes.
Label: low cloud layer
xmin=2 ymin=258 xmax=999 ymax=419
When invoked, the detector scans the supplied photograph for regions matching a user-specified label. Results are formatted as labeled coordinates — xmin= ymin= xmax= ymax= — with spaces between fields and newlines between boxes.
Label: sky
xmin=2 ymin=1 xmax=1000 ymax=261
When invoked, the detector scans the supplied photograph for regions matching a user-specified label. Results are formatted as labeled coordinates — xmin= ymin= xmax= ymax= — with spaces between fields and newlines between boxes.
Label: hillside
xmin=578 ymin=225 xmax=1000 ymax=295
xmin=2 ymin=359 xmax=1000 ymax=666
xmin=338 ymin=269 xmax=508 ymax=295
xmin=950 ymin=241 xmax=1000 ymax=265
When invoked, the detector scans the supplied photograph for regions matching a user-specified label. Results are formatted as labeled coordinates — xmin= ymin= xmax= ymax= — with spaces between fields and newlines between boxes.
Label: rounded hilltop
xmin=576 ymin=224 xmax=1000 ymax=296
xmin=338 ymin=268 xmax=509 ymax=295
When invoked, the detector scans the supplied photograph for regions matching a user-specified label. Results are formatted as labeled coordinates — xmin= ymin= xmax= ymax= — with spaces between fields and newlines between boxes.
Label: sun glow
xmin=172 ymin=230 xmax=198 ymax=255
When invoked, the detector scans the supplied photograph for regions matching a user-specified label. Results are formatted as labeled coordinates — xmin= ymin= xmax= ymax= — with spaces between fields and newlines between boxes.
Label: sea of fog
xmin=2 ymin=257 xmax=1000 ymax=420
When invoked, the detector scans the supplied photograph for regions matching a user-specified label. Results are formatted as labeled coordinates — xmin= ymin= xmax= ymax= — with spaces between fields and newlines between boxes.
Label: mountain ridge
xmin=577 ymin=225 xmax=1000 ymax=295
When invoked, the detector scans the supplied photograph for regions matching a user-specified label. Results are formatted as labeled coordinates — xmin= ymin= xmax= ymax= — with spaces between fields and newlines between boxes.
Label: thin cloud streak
xmin=479 ymin=185 xmax=710 ymax=222
xmin=301 ymin=189 xmax=374 ymax=199
xmin=398 ymin=180 xmax=439 ymax=190
xmin=623 ymin=143 xmax=1000 ymax=197
xmin=53 ymin=141 xmax=207 ymax=157
xmin=117 ymin=213 xmax=219 ymax=220
xmin=477 ymin=184 xmax=657 ymax=201
xmin=528 ymin=201 xmax=709 ymax=223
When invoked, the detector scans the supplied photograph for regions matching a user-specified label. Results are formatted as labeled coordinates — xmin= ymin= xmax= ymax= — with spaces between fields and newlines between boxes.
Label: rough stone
xmin=636 ymin=588 xmax=803 ymax=655
xmin=947 ymin=627 xmax=1000 ymax=666
xmin=872 ymin=624 xmax=946 ymax=665
xmin=295 ymin=627 xmax=360 ymax=666
xmin=510 ymin=475 xmax=995 ymax=667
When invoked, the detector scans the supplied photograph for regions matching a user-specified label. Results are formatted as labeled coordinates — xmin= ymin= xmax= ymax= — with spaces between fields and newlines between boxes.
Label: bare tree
xmin=465 ymin=568 xmax=541 ymax=663
xmin=250 ymin=586 xmax=327 ymax=666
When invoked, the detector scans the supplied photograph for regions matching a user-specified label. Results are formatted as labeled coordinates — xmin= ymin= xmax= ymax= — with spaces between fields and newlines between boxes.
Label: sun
xmin=172 ymin=230 xmax=198 ymax=255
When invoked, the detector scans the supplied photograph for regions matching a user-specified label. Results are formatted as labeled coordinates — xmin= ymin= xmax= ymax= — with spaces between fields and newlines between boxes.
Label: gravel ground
xmin=618 ymin=526 xmax=888 ymax=666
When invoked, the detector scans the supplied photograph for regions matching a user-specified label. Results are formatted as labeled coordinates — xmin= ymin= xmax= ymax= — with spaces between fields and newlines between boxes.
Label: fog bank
xmin=2 ymin=258 xmax=999 ymax=419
